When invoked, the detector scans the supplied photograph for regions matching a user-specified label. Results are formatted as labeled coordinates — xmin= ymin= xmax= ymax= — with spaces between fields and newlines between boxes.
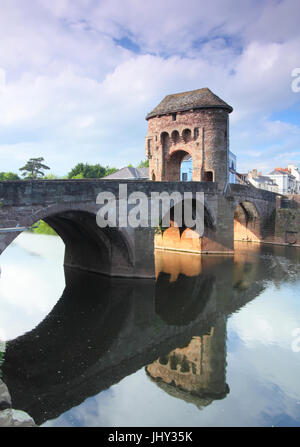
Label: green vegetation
xmin=127 ymin=160 xmax=149 ymax=169
xmin=42 ymin=173 xmax=58 ymax=180
xmin=3 ymin=159 xmax=146 ymax=182
xmin=70 ymin=172 xmax=85 ymax=179
xmin=137 ymin=159 xmax=149 ymax=168
xmin=105 ymin=166 xmax=118 ymax=176
xmin=67 ymin=163 xmax=118 ymax=179
xmin=19 ymin=157 xmax=50 ymax=179
xmin=154 ymin=222 xmax=169 ymax=235
xmin=31 ymin=220 xmax=58 ymax=236
xmin=0 ymin=172 xmax=20 ymax=180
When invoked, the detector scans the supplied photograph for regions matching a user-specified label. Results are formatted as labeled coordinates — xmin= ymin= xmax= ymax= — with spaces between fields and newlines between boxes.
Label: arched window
xmin=160 ymin=132 xmax=169 ymax=150
xmin=171 ymin=130 xmax=180 ymax=144
xmin=182 ymin=129 xmax=192 ymax=143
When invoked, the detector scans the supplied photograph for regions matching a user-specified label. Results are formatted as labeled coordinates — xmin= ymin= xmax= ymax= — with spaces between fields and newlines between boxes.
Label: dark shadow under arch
xmin=43 ymin=210 xmax=134 ymax=276
xmin=155 ymin=272 xmax=214 ymax=326
xmin=234 ymin=201 xmax=261 ymax=242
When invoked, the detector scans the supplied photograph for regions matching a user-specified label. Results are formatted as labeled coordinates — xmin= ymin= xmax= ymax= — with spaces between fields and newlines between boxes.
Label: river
xmin=0 ymin=232 xmax=300 ymax=427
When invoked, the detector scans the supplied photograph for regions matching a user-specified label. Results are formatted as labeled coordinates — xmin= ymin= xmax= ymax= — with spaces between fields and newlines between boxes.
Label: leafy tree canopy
xmin=137 ymin=159 xmax=149 ymax=168
xmin=43 ymin=173 xmax=58 ymax=180
xmin=0 ymin=172 xmax=20 ymax=180
xmin=68 ymin=163 xmax=117 ymax=179
xmin=104 ymin=166 xmax=118 ymax=176
xmin=19 ymin=157 xmax=50 ymax=179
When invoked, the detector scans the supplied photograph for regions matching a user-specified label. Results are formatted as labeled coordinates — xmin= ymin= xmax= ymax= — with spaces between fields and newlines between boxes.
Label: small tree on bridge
xmin=19 ymin=157 xmax=50 ymax=179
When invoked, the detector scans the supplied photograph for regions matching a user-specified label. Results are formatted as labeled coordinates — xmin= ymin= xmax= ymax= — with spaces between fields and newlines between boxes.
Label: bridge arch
xmin=0 ymin=202 xmax=135 ymax=277
xmin=154 ymin=197 xmax=217 ymax=253
xmin=234 ymin=200 xmax=262 ymax=242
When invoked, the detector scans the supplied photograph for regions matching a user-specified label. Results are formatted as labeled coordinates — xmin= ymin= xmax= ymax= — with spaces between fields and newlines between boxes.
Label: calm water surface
xmin=0 ymin=232 xmax=300 ymax=427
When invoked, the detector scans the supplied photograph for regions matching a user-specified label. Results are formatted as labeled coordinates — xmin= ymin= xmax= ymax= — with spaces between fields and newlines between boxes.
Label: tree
xmin=137 ymin=159 xmax=149 ymax=168
xmin=19 ymin=157 xmax=50 ymax=179
xmin=104 ymin=166 xmax=118 ymax=176
xmin=43 ymin=173 xmax=58 ymax=180
xmin=0 ymin=172 xmax=20 ymax=180
xmin=67 ymin=163 xmax=117 ymax=179
xmin=71 ymin=173 xmax=85 ymax=179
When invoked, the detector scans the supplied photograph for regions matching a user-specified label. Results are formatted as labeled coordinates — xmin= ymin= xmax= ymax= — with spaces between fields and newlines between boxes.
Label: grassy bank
xmin=31 ymin=220 xmax=58 ymax=236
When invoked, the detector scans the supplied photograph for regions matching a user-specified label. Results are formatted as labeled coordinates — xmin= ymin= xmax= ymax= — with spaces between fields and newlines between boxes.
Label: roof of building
xmin=146 ymin=88 xmax=233 ymax=120
xmin=252 ymin=175 xmax=277 ymax=185
xmin=103 ymin=166 xmax=149 ymax=180
xmin=269 ymin=169 xmax=295 ymax=178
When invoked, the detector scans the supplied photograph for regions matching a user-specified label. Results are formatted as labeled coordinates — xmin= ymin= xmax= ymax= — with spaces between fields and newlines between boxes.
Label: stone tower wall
xmin=146 ymin=108 xmax=229 ymax=191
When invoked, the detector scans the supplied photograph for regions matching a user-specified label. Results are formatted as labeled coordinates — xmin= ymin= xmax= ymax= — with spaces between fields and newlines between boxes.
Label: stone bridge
xmin=0 ymin=179 xmax=278 ymax=278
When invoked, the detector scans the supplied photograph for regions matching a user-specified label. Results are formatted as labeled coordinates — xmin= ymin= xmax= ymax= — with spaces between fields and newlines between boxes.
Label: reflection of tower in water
xmin=146 ymin=317 xmax=229 ymax=409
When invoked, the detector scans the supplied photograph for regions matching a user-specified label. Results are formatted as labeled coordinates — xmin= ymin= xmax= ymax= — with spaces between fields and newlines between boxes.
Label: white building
xmin=268 ymin=168 xmax=297 ymax=195
xmin=248 ymin=174 xmax=278 ymax=193
xmin=288 ymin=164 xmax=300 ymax=194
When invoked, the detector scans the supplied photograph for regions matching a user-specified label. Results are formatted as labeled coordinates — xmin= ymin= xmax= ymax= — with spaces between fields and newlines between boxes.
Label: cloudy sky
xmin=0 ymin=0 xmax=300 ymax=176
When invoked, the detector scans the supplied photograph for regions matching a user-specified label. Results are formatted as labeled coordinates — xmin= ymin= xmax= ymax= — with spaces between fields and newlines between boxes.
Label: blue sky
xmin=0 ymin=0 xmax=299 ymax=176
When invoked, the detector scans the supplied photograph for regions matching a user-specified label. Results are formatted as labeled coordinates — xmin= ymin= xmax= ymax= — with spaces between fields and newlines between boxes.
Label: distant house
xmin=287 ymin=164 xmax=300 ymax=194
xmin=103 ymin=166 xmax=149 ymax=180
xmin=268 ymin=167 xmax=297 ymax=195
xmin=248 ymin=173 xmax=278 ymax=193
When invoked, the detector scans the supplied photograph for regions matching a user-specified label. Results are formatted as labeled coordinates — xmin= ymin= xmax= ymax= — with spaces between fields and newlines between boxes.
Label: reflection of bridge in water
xmin=2 ymin=243 xmax=295 ymax=425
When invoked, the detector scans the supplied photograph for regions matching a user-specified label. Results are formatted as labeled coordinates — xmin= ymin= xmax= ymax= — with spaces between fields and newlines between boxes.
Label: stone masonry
xmin=145 ymin=88 xmax=232 ymax=192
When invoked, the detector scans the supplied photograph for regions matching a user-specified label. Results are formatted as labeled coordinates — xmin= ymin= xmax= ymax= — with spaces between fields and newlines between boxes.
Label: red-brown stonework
xmin=145 ymin=89 xmax=232 ymax=192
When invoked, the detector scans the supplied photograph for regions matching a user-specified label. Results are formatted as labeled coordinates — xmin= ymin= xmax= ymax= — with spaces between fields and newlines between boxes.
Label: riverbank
xmin=30 ymin=220 xmax=57 ymax=236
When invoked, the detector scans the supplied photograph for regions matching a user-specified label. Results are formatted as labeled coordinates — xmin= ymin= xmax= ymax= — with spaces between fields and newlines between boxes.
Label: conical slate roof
xmin=146 ymin=88 xmax=233 ymax=120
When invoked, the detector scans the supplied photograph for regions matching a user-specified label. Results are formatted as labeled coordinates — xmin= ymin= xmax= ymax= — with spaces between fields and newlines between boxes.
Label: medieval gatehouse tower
xmin=145 ymin=88 xmax=233 ymax=191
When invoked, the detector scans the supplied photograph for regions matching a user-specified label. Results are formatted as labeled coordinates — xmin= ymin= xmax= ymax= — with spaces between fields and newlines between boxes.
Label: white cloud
xmin=0 ymin=0 xmax=299 ymax=174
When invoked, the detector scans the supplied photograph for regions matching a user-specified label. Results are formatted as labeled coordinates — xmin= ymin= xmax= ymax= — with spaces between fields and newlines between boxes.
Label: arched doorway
xmin=166 ymin=150 xmax=192 ymax=181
